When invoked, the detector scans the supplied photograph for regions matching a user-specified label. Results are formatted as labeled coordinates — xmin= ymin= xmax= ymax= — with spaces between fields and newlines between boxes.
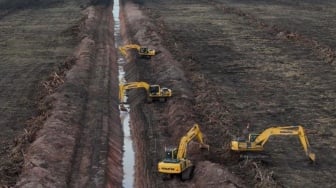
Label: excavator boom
xmin=119 ymin=82 xmax=150 ymax=102
xmin=231 ymin=125 xmax=316 ymax=162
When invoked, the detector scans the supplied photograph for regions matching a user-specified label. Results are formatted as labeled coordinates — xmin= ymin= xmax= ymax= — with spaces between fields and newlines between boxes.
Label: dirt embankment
xmin=132 ymin=0 xmax=336 ymax=187
xmin=12 ymin=2 xmax=123 ymax=187
xmin=120 ymin=1 xmax=246 ymax=187
xmin=0 ymin=0 xmax=90 ymax=186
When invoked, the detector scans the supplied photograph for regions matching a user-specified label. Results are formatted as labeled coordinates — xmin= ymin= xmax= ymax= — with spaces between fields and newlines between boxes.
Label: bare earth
xmin=121 ymin=0 xmax=336 ymax=187
xmin=0 ymin=0 xmax=335 ymax=187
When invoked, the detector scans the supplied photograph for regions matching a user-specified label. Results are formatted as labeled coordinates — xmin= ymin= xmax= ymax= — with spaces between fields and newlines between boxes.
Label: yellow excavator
xmin=231 ymin=125 xmax=316 ymax=162
xmin=119 ymin=81 xmax=172 ymax=103
xmin=118 ymin=44 xmax=157 ymax=58
xmin=158 ymin=124 xmax=209 ymax=181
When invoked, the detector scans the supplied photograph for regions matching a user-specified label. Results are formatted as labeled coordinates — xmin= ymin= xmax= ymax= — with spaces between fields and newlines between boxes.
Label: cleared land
xmin=123 ymin=0 xmax=336 ymax=187
xmin=0 ymin=0 xmax=123 ymax=187
xmin=0 ymin=0 xmax=85 ymax=185
xmin=0 ymin=0 xmax=335 ymax=187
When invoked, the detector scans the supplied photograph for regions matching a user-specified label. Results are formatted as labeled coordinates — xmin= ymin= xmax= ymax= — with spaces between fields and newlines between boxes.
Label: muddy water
xmin=113 ymin=1 xmax=135 ymax=187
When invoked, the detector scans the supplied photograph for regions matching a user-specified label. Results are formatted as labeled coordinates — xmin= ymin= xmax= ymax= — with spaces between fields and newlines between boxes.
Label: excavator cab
xmin=139 ymin=47 xmax=155 ymax=58
xmin=139 ymin=47 xmax=148 ymax=54
xmin=149 ymin=85 xmax=160 ymax=95
xmin=248 ymin=134 xmax=259 ymax=142
xmin=163 ymin=147 xmax=179 ymax=163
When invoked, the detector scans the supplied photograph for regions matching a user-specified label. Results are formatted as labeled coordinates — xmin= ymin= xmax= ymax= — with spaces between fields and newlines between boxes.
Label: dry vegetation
xmin=0 ymin=0 xmax=335 ymax=187
xmin=125 ymin=0 xmax=336 ymax=187
xmin=0 ymin=0 xmax=86 ymax=186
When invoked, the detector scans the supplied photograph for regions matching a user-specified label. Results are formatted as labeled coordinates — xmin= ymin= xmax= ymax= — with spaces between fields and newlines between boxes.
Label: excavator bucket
xmin=308 ymin=152 xmax=316 ymax=162
xmin=200 ymin=143 xmax=210 ymax=151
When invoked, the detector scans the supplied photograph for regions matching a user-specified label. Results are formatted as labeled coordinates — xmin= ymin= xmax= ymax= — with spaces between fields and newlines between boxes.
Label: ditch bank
xmin=15 ymin=3 xmax=123 ymax=188
xmin=119 ymin=1 xmax=246 ymax=187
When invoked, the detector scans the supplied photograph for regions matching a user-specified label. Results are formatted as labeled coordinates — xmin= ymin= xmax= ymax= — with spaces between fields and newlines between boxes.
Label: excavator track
xmin=180 ymin=165 xmax=195 ymax=181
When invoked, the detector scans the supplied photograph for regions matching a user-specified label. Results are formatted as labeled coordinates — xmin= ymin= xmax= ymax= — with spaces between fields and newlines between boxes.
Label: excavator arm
xmin=176 ymin=124 xmax=209 ymax=159
xmin=119 ymin=82 xmax=150 ymax=102
xmin=231 ymin=125 xmax=316 ymax=162
xmin=118 ymin=44 xmax=141 ymax=57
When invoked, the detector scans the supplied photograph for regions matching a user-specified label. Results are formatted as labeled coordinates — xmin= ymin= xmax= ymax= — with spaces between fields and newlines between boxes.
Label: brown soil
xmin=0 ymin=0 xmax=87 ymax=186
xmin=1 ymin=1 xmax=123 ymax=187
xmin=121 ymin=0 xmax=336 ymax=187
xmin=15 ymin=3 xmax=123 ymax=187
xmin=120 ymin=1 xmax=246 ymax=188
xmin=1 ymin=0 xmax=335 ymax=187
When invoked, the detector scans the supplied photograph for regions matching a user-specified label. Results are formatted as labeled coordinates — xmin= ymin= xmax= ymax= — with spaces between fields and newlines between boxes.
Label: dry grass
xmin=0 ymin=1 xmax=84 ymax=185
xmin=0 ymin=55 xmax=77 ymax=187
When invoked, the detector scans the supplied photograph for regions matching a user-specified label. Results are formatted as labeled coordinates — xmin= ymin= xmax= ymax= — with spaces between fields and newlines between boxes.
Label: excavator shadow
xmin=237 ymin=151 xmax=273 ymax=165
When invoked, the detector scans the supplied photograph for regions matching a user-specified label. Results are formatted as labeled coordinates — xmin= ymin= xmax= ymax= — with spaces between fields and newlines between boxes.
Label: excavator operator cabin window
xmin=140 ymin=48 xmax=148 ymax=53
xmin=150 ymin=86 xmax=159 ymax=94
xmin=172 ymin=149 xmax=178 ymax=159
xmin=165 ymin=150 xmax=172 ymax=159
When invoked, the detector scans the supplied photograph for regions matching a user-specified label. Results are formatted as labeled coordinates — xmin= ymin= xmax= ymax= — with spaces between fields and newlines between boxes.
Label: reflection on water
xmin=113 ymin=0 xmax=135 ymax=187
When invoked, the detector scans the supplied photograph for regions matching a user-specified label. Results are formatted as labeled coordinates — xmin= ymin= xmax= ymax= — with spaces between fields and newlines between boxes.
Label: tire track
xmin=68 ymin=6 xmax=117 ymax=188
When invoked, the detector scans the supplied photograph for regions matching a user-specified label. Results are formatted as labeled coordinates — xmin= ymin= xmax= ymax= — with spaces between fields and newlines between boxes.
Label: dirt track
xmin=0 ymin=0 xmax=335 ymax=187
